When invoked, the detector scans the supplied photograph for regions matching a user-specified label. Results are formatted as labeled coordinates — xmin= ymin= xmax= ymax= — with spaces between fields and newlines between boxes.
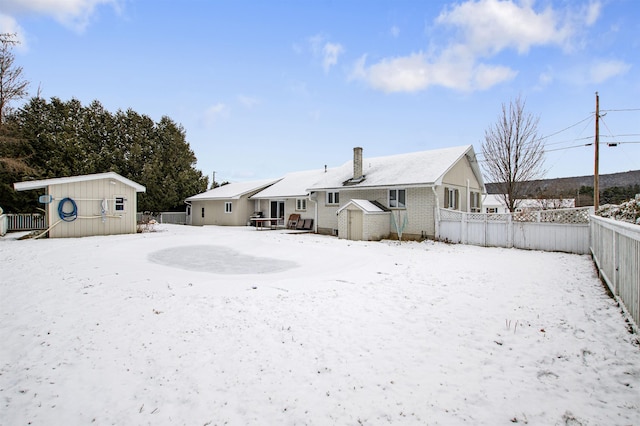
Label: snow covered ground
xmin=1 ymin=224 xmax=639 ymax=425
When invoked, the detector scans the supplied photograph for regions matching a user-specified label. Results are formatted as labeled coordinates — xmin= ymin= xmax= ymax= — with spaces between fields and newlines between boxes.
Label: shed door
xmin=348 ymin=210 xmax=363 ymax=241
xmin=185 ymin=205 xmax=192 ymax=225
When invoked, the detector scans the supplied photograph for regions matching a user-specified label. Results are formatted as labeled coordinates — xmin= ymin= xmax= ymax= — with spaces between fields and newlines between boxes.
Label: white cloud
xmin=473 ymin=63 xmax=518 ymax=90
xmin=0 ymin=13 xmax=28 ymax=49
xmin=322 ymin=42 xmax=344 ymax=73
xmin=390 ymin=25 xmax=400 ymax=38
xmin=2 ymin=0 xmax=120 ymax=33
xmin=202 ymin=103 xmax=229 ymax=127
xmin=584 ymin=1 xmax=602 ymax=26
xmin=536 ymin=68 xmax=554 ymax=89
xmin=588 ymin=59 xmax=631 ymax=83
xmin=352 ymin=49 xmax=516 ymax=93
xmin=435 ymin=0 xmax=572 ymax=55
xmin=307 ymin=34 xmax=344 ymax=73
xmin=352 ymin=0 xmax=596 ymax=93
xmin=237 ymin=95 xmax=260 ymax=108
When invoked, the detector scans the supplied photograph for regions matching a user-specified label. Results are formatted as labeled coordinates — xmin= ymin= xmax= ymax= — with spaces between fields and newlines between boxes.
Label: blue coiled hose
xmin=58 ymin=197 xmax=78 ymax=222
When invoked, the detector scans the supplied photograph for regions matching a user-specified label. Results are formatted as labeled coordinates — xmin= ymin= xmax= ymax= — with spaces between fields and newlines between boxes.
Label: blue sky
xmin=2 ymin=0 xmax=639 ymax=184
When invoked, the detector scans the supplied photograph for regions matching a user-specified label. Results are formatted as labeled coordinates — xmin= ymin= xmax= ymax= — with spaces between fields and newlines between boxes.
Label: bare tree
xmin=0 ymin=33 xmax=32 ymax=178
xmin=482 ymin=96 xmax=546 ymax=212
xmin=0 ymin=33 xmax=29 ymax=125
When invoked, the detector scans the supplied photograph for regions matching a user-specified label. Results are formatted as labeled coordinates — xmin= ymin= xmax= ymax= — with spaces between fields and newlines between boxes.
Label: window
xmin=327 ymin=191 xmax=339 ymax=205
xmin=201 ymin=207 xmax=205 ymax=218
xmin=470 ymin=191 xmax=481 ymax=212
xmin=225 ymin=202 xmax=232 ymax=213
xmin=487 ymin=207 xmax=498 ymax=214
xmin=296 ymin=198 xmax=307 ymax=211
xmin=444 ymin=187 xmax=459 ymax=209
xmin=389 ymin=189 xmax=406 ymax=208
xmin=115 ymin=197 xmax=125 ymax=212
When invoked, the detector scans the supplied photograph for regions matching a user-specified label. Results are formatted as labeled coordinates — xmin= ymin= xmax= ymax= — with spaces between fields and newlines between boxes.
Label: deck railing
xmin=5 ymin=213 xmax=47 ymax=232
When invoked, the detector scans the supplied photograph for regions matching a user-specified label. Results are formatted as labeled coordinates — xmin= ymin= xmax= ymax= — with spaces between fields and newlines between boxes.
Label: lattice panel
xmin=513 ymin=208 xmax=591 ymax=224
xmin=440 ymin=208 xmax=591 ymax=224
xmin=440 ymin=209 xmax=463 ymax=221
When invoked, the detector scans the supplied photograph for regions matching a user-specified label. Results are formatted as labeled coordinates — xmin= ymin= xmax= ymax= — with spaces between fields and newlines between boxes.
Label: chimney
xmin=353 ymin=147 xmax=363 ymax=180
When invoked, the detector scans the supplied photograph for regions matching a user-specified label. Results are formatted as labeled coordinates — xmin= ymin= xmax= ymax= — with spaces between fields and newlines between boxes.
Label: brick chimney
xmin=353 ymin=147 xmax=363 ymax=180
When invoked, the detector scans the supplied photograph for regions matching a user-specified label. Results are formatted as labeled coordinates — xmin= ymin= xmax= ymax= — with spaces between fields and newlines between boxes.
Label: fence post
xmin=461 ymin=212 xmax=467 ymax=244
xmin=507 ymin=214 xmax=513 ymax=248
xmin=613 ymin=229 xmax=618 ymax=295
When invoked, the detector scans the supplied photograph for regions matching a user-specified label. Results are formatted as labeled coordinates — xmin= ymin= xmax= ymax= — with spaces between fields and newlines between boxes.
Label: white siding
xmin=46 ymin=178 xmax=138 ymax=238
xmin=339 ymin=187 xmax=436 ymax=240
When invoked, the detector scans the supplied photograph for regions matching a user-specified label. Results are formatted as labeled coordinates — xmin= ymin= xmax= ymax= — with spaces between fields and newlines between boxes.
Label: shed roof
xmin=337 ymin=199 xmax=390 ymax=214
xmin=185 ymin=178 xmax=280 ymax=201
xmin=14 ymin=172 xmax=146 ymax=192
xmin=309 ymin=145 xmax=483 ymax=191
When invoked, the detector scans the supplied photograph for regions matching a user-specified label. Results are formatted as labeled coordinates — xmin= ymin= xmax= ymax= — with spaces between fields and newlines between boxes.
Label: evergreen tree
xmin=4 ymin=97 xmax=208 ymax=212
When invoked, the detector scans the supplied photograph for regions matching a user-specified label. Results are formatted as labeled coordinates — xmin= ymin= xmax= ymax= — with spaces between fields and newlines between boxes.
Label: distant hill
xmin=486 ymin=170 xmax=640 ymax=206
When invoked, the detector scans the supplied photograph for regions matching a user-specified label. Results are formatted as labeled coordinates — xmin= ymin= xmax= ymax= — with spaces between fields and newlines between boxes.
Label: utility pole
xmin=594 ymin=92 xmax=600 ymax=211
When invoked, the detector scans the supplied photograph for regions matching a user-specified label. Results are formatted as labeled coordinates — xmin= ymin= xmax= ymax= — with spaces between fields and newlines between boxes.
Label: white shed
xmin=14 ymin=172 xmax=145 ymax=238
xmin=337 ymin=199 xmax=391 ymax=241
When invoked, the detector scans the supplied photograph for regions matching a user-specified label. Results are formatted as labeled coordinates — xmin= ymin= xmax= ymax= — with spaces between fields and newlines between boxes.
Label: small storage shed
xmin=14 ymin=172 xmax=145 ymax=238
xmin=337 ymin=199 xmax=390 ymax=241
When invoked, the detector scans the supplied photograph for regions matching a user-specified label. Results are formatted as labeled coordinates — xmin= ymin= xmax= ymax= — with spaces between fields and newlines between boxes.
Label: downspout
xmin=309 ymin=192 xmax=318 ymax=233
xmin=432 ymin=186 xmax=440 ymax=240
xmin=466 ymin=179 xmax=470 ymax=213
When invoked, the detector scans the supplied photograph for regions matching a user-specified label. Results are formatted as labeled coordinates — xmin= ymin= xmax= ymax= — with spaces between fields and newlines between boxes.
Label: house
xmin=13 ymin=172 xmax=145 ymax=238
xmin=249 ymin=168 xmax=330 ymax=232
xmin=307 ymin=145 xmax=485 ymax=240
xmin=185 ymin=145 xmax=485 ymax=241
xmin=483 ymin=194 xmax=510 ymax=214
xmin=483 ymin=194 xmax=576 ymax=213
xmin=185 ymin=178 xmax=280 ymax=226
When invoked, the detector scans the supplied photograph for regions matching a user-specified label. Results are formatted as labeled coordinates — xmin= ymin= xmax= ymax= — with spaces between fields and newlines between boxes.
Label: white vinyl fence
xmin=437 ymin=207 xmax=592 ymax=254
xmin=590 ymin=216 xmax=640 ymax=332
xmin=137 ymin=212 xmax=187 ymax=225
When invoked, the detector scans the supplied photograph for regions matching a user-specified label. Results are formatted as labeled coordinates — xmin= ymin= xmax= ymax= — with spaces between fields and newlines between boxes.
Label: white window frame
xmin=114 ymin=196 xmax=126 ymax=212
xmin=445 ymin=187 xmax=459 ymax=209
xmin=389 ymin=188 xmax=406 ymax=208
xmin=224 ymin=202 xmax=232 ymax=213
xmin=326 ymin=191 xmax=339 ymax=205
xmin=470 ymin=191 xmax=481 ymax=212
xmin=296 ymin=198 xmax=307 ymax=211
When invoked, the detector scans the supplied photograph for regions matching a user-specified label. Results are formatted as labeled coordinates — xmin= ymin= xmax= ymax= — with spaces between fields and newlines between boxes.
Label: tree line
xmin=0 ymin=34 xmax=208 ymax=213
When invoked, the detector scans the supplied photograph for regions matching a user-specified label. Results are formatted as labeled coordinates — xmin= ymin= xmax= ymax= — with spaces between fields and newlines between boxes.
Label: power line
xmin=476 ymin=139 xmax=640 ymax=162
xmin=537 ymin=115 xmax=592 ymax=141
xmin=600 ymin=108 xmax=640 ymax=112
xmin=477 ymin=105 xmax=638 ymax=160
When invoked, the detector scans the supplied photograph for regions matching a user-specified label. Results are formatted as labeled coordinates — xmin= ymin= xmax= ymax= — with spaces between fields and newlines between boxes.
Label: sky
xmin=1 ymin=0 xmax=639 ymax=184
xmin=2 ymin=224 xmax=640 ymax=424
